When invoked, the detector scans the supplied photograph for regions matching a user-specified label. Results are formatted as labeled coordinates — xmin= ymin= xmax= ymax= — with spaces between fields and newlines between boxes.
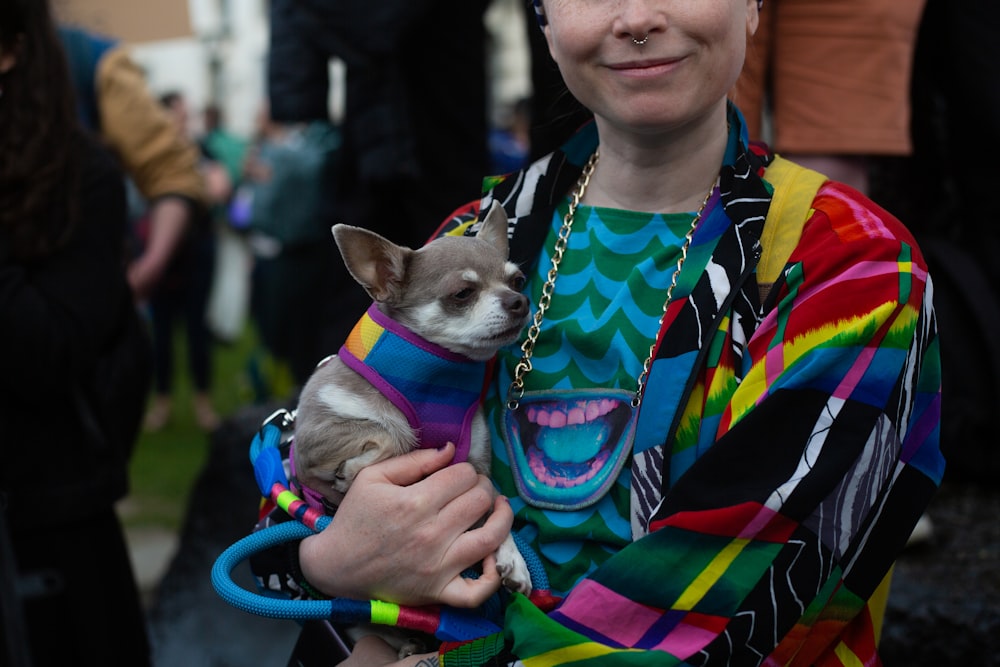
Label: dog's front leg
xmin=495 ymin=534 xmax=532 ymax=595
xmin=468 ymin=414 xmax=532 ymax=595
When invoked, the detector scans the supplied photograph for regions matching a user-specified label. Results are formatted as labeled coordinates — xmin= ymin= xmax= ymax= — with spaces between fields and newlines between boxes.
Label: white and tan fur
xmin=293 ymin=202 xmax=533 ymax=605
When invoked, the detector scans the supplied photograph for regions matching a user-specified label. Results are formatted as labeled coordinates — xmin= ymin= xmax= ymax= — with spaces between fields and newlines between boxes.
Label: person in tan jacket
xmin=60 ymin=26 xmax=220 ymax=429
xmin=59 ymin=25 xmax=208 ymax=301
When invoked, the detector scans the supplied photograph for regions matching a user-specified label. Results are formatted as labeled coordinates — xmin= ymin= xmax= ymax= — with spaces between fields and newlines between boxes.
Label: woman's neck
xmin=584 ymin=111 xmax=728 ymax=214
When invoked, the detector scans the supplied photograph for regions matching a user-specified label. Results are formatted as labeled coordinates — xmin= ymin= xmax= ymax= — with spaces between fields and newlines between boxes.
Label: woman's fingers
xmin=436 ymin=496 xmax=513 ymax=608
xmin=442 ymin=494 xmax=512 ymax=564
xmin=365 ymin=445 xmax=497 ymax=537
xmin=438 ymin=551 xmax=503 ymax=608
xmin=300 ymin=444 xmax=517 ymax=607
xmin=362 ymin=442 xmax=460 ymax=488
xmin=433 ymin=471 xmax=498 ymax=530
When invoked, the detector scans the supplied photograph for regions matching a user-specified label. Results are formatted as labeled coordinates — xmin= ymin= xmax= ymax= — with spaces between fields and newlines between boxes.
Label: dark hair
xmin=159 ymin=90 xmax=182 ymax=109
xmin=0 ymin=0 xmax=84 ymax=260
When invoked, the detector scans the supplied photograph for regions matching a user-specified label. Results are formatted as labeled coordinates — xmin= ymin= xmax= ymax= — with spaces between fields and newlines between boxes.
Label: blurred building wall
xmin=53 ymin=0 xmax=193 ymax=42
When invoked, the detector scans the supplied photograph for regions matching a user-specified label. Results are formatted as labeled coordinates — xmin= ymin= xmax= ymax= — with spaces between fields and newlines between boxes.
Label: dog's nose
xmin=506 ymin=293 xmax=529 ymax=317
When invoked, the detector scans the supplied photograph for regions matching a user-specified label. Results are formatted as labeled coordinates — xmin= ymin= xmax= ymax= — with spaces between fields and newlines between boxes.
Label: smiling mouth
xmin=505 ymin=391 xmax=636 ymax=509
xmin=608 ymin=57 xmax=683 ymax=78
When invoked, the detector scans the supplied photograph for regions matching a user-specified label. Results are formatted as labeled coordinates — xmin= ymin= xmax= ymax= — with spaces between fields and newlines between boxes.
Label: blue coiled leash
xmin=210 ymin=409 xmax=551 ymax=642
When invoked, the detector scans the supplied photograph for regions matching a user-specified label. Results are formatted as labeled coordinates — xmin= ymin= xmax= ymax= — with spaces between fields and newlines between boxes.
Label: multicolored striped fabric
xmin=435 ymin=103 xmax=942 ymax=666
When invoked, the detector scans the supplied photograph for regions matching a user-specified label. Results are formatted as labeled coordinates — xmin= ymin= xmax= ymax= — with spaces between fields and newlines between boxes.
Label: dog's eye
xmin=510 ymin=272 xmax=526 ymax=291
xmin=453 ymin=287 xmax=475 ymax=301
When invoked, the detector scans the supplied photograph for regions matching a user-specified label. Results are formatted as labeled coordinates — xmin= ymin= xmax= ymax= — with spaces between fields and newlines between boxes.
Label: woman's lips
xmin=609 ymin=58 xmax=683 ymax=78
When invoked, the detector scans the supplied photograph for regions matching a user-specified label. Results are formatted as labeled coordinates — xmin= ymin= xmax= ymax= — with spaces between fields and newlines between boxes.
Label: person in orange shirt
xmin=732 ymin=0 xmax=927 ymax=196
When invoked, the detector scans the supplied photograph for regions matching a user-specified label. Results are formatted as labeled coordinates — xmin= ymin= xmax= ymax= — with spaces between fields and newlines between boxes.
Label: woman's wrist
xmin=288 ymin=537 xmax=330 ymax=599
xmin=290 ymin=534 xmax=352 ymax=597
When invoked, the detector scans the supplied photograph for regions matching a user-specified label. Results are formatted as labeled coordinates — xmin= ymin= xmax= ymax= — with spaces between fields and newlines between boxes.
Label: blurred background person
xmin=57 ymin=23 xmax=211 ymax=431
xmin=488 ymin=96 xmax=532 ymax=174
xmin=0 ymin=0 xmax=153 ymax=663
xmin=731 ymin=0 xmax=927 ymax=196
xmin=199 ymin=102 xmax=254 ymax=352
xmin=239 ymin=105 xmax=342 ymax=389
xmin=140 ymin=90 xmax=225 ymax=432
xmin=266 ymin=0 xmax=493 ymax=378
xmin=201 ymin=103 xmax=248 ymax=190
xmin=57 ymin=23 xmax=208 ymax=302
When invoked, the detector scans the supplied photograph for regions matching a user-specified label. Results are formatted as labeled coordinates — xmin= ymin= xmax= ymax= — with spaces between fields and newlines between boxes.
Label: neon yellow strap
xmin=757 ymin=155 xmax=828 ymax=303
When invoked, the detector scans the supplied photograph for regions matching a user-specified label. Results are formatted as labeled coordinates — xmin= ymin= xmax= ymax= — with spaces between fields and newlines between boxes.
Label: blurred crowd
xmin=1 ymin=0 xmax=997 ymax=664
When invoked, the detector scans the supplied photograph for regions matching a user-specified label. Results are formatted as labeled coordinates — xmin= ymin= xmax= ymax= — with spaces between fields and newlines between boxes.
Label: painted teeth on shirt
xmin=526 ymin=398 xmax=618 ymax=427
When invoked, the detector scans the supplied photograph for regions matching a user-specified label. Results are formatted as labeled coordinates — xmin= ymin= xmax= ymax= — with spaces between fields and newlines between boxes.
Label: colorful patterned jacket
xmin=434 ymin=105 xmax=943 ymax=666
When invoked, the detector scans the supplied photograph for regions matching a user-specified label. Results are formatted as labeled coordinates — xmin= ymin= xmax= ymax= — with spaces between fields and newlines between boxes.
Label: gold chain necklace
xmin=506 ymin=149 xmax=717 ymax=410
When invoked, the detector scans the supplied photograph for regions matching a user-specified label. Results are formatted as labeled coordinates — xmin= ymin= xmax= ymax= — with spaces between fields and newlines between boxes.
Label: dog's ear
xmin=331 ymin=224 xmax=412 ymax=303
xmin=476 ymin=201 xmax=510 ymax=258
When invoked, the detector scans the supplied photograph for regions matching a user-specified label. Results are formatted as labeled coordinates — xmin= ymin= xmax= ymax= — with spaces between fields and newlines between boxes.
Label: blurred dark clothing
xmin=906 ymin=0 xmax=1000 ymax=263
xmin=268 ymin=0 xmax=490 ymax=199
xmin=267 ymin=0 xmax=492 ymax=360
xmin=12 ymin=508 xmax=150 ymax=665
xmin=148 ymin=225 xmax=216 ymax=393
xmin=0 ymin=133 xmax=153 ymax=665
xmin=0 ymin=134 xmax=144 ymax=526
xmin=252 ymin=242 xmax=342 ymax=385
xmin=243 ymin=121 xmax=342 ymax=385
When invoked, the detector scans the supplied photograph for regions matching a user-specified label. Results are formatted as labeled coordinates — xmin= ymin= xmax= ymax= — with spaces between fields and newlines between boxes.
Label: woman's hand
xmin=299 ymin=443 xmax=513 ymax=608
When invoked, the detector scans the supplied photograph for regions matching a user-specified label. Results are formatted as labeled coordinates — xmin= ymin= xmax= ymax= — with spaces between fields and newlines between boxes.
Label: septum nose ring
xmin=632 ymin=33 xmax=649 ymax=46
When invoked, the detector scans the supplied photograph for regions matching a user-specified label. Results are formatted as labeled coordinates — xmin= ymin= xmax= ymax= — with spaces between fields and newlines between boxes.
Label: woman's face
xmin=542 ymin=0 xmax=758 ymax=135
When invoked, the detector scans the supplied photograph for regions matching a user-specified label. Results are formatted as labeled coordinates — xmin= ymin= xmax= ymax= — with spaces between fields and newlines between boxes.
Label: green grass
xmin=120 ymin=324 xmax=289 ymax=532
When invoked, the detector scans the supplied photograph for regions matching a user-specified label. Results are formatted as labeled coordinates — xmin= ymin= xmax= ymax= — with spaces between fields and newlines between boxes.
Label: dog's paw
xmin=397 ymin=638 xmax=427 ymax=659
xmin=496 ymin=534 xmax=532 ymax=595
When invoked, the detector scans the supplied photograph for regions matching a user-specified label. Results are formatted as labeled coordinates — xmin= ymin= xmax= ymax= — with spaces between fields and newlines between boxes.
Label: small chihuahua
xmin=293 ymin=202 xmax=533 ymax=608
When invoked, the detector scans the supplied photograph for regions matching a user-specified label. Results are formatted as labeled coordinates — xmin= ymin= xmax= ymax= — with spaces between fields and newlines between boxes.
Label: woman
xmin=0 ymin=0 xmax=152 ymax=663
xmin=266 ymin=0 xmax=943 ymax=664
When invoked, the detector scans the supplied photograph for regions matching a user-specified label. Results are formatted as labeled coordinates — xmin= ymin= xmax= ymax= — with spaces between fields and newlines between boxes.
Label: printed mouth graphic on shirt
xmin=504 ymin=390 xmax=637 ymax=510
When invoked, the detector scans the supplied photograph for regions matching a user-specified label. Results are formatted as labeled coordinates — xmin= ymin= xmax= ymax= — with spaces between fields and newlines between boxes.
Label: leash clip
xmin=260 ymin=407 xmax=296 ymax=442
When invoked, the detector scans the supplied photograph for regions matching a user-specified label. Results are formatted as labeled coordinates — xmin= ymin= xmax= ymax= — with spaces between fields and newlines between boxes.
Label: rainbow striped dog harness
xmin=336 ymin=304 xmax=492 ymax=465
